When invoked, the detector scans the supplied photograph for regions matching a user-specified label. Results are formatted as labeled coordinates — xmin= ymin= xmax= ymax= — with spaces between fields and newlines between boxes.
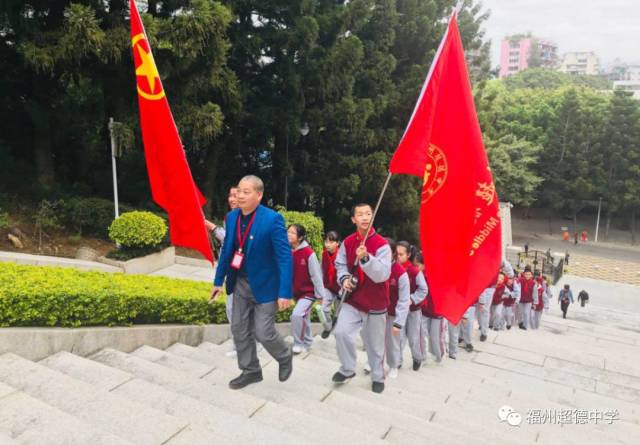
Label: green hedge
xmin=278 ymin=209 xmax=324 ymax=255
xmin=108 ymin=211 xmax=167 ymax=248
xmin=0 ymin=263 xmax=322 ymax=327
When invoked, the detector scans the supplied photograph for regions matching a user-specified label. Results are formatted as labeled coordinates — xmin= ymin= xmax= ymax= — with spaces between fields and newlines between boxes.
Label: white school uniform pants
xmin=321 ymin=290 xmax=338 ymax=332
xmin=385 ymin=315 xmax=404 ymax=369
xmin=462 ymin=306 xmax=475 ymax=345
xmin=518 ymin=302 xmax=533 ymax=329
xmin=402 ymin=310 xmax=425 ymax=362
xmin=335 ymin=303 xmax=387 ymax=383
xmin=490 ymin=303 xmax=504 ymax=330
xmin=531 ymin=310 xmax=543 ymax=329
xmin=476 ymin=303 xmax=490 ymax=336
xmin=423 ymin=316 xmax=446 ymax=362
xmin=291 ymin=297 xmax=315 ymax=348
xmin=503 ymin=305 xmax=515 ymax=328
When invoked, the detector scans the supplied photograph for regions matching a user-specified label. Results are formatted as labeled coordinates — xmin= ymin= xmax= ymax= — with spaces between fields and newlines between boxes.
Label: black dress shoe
xmin=465 ymin=344 xmax=474 ymax=352
xmin=332 ymin=371 xmax=355 ymax=384
xmin=372 ymin=381 xmax=385 ymax=393
xmin=480 ymin=334 xmax=487 ymax=342
xmin=279 ymin=349 xmax=293 ymax=382
xmin=321 ymin=330 xmax=331 ymax=339
xmin=412 ymin=359 xmax=422 ymax=371
xmin=229 ymin=371 xmax=263 ymax=390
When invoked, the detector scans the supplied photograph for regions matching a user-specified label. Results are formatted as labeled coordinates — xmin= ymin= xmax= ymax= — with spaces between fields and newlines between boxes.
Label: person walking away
xmin=558 ymin=284 xmax=574 ymax=319
xmin=578 ymin=289 xmax=589 ymax=307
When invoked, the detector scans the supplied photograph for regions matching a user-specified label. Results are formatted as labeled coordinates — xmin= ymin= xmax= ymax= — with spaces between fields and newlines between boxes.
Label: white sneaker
xmin=292 ymin=345 xmax=305 ymax=355
xmin=225 ymin=349 xmax=237 ymax=358
xmin=364 ymin=363 xmax=371 ymax=374
xmin=388 ymin=367 xmax=399 ymax=379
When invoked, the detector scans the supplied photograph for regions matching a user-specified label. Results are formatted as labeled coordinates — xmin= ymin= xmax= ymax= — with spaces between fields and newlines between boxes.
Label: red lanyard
xmin=236 ymin=212 xmax=257 ymax=253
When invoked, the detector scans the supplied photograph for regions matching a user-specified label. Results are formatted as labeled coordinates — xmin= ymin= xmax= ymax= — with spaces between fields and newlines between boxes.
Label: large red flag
xmin=129 ymin=0 xmax=212 ymax=263
xmin=389 ymin=12 xmax=501 ymax=323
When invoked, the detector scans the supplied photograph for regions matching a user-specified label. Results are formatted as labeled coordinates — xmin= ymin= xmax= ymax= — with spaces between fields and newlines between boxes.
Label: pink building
xmin=499 ymin=36 xmax=557 ymax=78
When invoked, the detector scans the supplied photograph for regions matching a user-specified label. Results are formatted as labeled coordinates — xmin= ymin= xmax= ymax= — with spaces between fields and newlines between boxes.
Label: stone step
xmin=0 ymin=382 xmax=131 ymax=445
xmin=0 ymin=353 xmax=189 ymax=445
xmin=40 ymin=351 xmax=306 ymax=445
xmin=300 ymin=352 xmax=539 ymax=444
xmin=133 ymin=345 xmax=388 ymax=445
xmin=91 ymin=348 xmax=377 ymax=445
xmin=89 ymin=348 xmax=263 ymax=417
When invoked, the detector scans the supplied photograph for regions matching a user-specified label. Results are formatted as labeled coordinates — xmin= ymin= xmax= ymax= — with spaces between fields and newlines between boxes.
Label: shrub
xmin=0 ymin=210 xmax=8 ymax=229
xmin=278 ymin=210 xmax=324 ymax=255
xmin=0 ymin=263 xmax=327 ymax=327
xmin=108 ymin=211 xmax=167 ymax=248
xmin=64 ymin=197 xmax=130 ymax=238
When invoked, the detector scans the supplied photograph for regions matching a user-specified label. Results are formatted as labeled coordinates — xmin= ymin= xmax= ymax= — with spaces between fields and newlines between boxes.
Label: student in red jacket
xmin=385 ymin=238 xmax=411 ymax=378
xmin=333 ymin=203 xmax=392 ymax=394
xmin=397 ymin=242 xmax=428 ymax=371
xmin=320 ymin=231 xmax=342 ymax=339
xmin=288 ymin=224 xmax=326 ymax=354
xmin=518 ymin=267 xmax=539 ymax=330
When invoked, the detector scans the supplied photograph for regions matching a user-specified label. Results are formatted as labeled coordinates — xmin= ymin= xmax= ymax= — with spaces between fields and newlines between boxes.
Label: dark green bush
xmin=63 ymin=197 xmax=124 ymax=238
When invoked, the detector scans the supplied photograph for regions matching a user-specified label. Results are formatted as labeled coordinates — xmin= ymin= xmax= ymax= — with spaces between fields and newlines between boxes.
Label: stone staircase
xmin=0 ymin=303 xmax=639 ymax=444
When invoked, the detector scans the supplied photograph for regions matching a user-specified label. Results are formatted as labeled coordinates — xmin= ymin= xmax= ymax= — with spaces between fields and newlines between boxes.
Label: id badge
xmin=230 ymin=251 xmax=245 ymax=270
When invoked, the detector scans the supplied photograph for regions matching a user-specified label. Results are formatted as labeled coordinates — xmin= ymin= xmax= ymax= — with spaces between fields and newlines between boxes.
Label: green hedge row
xmin=0 ymin=263 xmax=322 ymax=327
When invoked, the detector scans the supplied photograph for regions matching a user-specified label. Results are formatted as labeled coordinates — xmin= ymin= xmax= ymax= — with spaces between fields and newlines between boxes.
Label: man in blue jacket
xmin=211 ymin=175 xmax=294 ymax=389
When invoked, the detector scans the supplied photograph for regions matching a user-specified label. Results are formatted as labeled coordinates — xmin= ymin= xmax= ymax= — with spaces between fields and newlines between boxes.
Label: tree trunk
xmin=32 ymin=109 xmax=56 ymax=191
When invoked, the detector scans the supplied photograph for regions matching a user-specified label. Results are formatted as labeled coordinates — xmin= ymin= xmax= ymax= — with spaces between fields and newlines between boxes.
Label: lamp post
xmin=108 ymin=117 xmax=120 ymax=219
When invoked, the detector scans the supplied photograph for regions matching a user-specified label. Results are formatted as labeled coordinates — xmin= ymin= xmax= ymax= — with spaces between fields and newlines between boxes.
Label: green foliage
xmin=108 ymin=211 xmax=167 ymax=248
xmin=279 ymin=209 xmax=324 ymax=255
xmin=0 ymin=263 xmax=324 ymax=327
xmin=63 ymin=197 xmax=124 ymax=238
xmin=0 ymin=262 xmax=214 ymax=327
xmin=485 ymin=135 xmax=543 ymax=207
xmin=503 ymin=68 xmax=612 ymax=91
xmin=0 ymin=210 xmax=8 ymax=229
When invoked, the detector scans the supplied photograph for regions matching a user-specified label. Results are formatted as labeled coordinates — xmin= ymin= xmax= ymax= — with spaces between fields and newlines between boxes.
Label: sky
xmin=478 ymin=0 xmax=640 ymax=69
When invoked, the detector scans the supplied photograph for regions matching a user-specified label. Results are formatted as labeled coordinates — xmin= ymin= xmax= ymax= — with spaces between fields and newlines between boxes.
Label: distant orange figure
xmin=562 ymin=230 xmax=570 ymax=241
xmin=581 ymin=230 xmax=588 ymax=242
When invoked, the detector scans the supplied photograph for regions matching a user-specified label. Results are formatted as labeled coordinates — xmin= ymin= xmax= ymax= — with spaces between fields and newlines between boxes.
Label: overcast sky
xmin=478 ymin=0 xmax=640 ymax=69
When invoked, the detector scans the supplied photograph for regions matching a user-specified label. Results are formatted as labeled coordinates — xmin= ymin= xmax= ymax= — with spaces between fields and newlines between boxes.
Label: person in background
xmin=384 ymin=238 xmax=410 ymax=378
xmin=320 ymin=231 xmax=342 ymax=338
xmin=578 ymin=289 xmax=589 ymax=307
xmin=205 ymin=185 xmax=239 ymax=358
xmin=558 ymin=284 xmax=574 ymax=319
xmin=288 ymin=224 xmax=326 ymax=354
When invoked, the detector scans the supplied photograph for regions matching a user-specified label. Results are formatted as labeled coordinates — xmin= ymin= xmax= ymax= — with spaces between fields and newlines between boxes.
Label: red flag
xmin=389 ymin=12 xmax=501 ymax=323
xmin=129 ymin=0 xmax=212 ymax=263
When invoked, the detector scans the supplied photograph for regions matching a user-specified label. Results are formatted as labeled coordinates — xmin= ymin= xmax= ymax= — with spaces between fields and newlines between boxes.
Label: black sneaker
xmin=449 ymin=354 xmax=457 ymax=360
xmin=412 ymin=359 xmax=422 ymax=371
xmin=458 ymin=337 xmax=464 ymax=344
xmin=480 ymin=334 xmax=487 ymax=342
xmin=519 ymin=322 xmax=525 ymax=329
xmin=372 ymin=381 xmax=385 ymax=393
xmin=506 ymin=325 xmax=512 ymax=330
xmin=465 ymin=344 xmax=474 ymax=352
xmin=489 ymin=325 xmax=493 ymax=330
xmin=332 ymin=371 xmax=355 ymax=384
xmin=321 ymin=329 xmax=331 ymax=339
xmin=519 ymin=325 xmax=527 ymax=330
xmin=229 ymin=371 xmax=263 ymax=390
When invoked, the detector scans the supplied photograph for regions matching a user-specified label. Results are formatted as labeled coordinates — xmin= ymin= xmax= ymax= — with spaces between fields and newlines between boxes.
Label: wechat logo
xmin=498 ymin=405 xmax=522 ymax=427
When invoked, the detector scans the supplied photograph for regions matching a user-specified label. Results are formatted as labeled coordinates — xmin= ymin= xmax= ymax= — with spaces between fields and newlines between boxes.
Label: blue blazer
xmin=213 ymin=205 xmax=293 ymax=303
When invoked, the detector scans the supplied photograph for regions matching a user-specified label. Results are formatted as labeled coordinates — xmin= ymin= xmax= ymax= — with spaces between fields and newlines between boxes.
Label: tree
xmin=485 ymin=135 xmax=543 ymax=207
xmin=600 ymin=90 xmax=640 ymax=240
